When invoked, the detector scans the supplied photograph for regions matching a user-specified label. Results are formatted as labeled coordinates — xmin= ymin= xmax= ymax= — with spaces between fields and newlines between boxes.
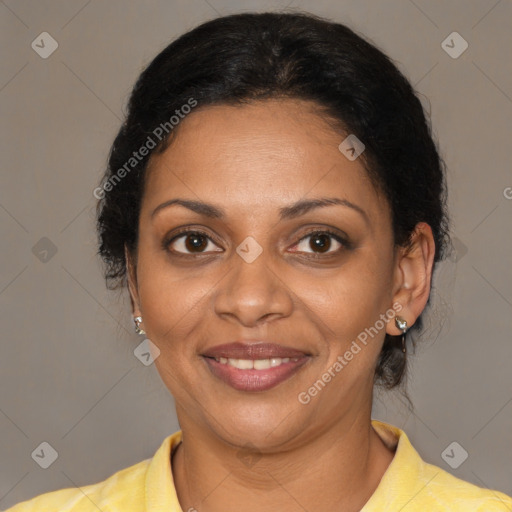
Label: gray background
xmin=1 ymin=0 xmax=511 ymax=509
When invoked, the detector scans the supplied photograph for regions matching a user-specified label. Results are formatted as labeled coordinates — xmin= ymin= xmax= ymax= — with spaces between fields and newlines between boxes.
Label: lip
xmin=201 ymin=341 xmax=311 ymax=392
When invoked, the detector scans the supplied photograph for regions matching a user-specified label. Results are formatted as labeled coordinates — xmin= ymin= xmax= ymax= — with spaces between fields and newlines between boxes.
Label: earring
xmin=395 ymin=316 xmax=408 ymax=353
xmin=134 ymin=316 xmax=145 ymax=335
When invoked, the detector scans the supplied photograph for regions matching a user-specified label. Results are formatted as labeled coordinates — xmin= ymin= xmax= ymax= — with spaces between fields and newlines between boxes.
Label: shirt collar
xmin=145 ymin=429 xmax=183 ymax=511
xmin=144 ymin=419 xmax=424 ymax=512
xmin=361 ymin=419 xmax=425 ymax=510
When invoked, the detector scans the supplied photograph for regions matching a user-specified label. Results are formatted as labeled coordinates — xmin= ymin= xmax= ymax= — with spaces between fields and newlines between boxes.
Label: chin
xmin=210 ymin=405 xmax=306 ymax=451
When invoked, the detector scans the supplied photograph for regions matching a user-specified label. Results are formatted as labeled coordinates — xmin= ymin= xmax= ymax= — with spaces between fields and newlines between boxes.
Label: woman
xmin=7 ymin=11 xmax=512 ymax=512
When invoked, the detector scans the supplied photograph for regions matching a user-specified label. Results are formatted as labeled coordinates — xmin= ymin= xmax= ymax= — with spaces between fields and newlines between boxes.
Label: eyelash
xmin=162 ymin=227 xmax=350 ymax=258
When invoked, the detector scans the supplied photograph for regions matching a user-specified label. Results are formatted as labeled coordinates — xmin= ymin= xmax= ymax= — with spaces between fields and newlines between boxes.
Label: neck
xmin=171 ymin=410 xmax=395 ymax=512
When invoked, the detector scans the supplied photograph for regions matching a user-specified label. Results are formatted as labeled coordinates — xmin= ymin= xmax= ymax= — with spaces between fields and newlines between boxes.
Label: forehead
xmin=142 ymin=99 xmax=388 ymax=224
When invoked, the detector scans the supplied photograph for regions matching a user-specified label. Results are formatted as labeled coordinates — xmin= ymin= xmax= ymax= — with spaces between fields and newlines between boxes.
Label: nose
xmin=213 ymin=249 xmax=294 ymax=328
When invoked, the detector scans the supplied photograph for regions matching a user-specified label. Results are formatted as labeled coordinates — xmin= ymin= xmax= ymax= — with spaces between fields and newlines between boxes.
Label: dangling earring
xmin=134 ymin=316 xmax=145 ymax=335
xmin=395 ymin=316 xmax=408 ymax=353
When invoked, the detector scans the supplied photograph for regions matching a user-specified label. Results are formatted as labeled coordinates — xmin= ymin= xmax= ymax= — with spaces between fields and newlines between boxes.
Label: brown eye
xmin=308 ymin=233 xmax=332 ymax=253
xmin=167 ymin=231 xmax=222 ymax=254
xmin=291 ymin=230 xmax=345 ymax=255
xmin=184 ymin=233 xmax=208 ymax=252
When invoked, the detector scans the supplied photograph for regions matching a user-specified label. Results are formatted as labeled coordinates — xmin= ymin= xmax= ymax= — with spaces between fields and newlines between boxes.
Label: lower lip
xmin=202 ymin=356 xmax=310 ymax=392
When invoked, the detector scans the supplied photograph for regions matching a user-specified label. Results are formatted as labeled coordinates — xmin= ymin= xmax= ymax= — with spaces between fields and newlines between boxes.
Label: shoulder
xmin=4 ymin=457 xmax=150 ymax=512
xmin=417 ymin=459 xmax=512 ymax=511
xmin=369 ymin=420 xmax=512 ymax=511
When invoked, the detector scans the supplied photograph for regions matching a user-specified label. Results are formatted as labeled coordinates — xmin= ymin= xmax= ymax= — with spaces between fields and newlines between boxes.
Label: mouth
xmin=201 ymin=342 xmax=311 ymax=392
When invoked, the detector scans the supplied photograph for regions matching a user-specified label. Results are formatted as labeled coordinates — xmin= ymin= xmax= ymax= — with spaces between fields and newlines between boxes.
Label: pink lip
xmin=203 ymin=356 xmax=310 ymax=392
xmin=201 ymin=341 xmax=311 ymax=392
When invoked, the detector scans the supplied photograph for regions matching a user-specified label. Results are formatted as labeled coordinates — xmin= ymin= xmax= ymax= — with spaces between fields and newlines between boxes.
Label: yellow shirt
xmin=5 ymin=419 xmax=512 ymax=511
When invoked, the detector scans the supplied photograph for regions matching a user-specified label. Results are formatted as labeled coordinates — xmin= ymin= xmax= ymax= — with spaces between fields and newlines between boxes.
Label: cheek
xmin=136 ymin=257 xmax=211 ymax=399
xmin=135 ymin=251 xmax=211 ymax=351
xmin=294 ymin=254 xmax=394 ymax=378
xmin=300 ymin=252 xmax=392 ymax=328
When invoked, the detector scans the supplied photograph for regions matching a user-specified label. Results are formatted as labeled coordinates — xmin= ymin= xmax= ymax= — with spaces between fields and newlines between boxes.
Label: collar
xmin=144 ymin=419 xmax=421 ymax=512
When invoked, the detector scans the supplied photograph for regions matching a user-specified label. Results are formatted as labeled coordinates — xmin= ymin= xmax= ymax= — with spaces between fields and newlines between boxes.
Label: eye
xmin=164 ymin=228 xmax=349 ymax=257
xmin=289 ymin=230 xmax=347 ymax=255
xmin=165 ymin=230 xmax=223 ymax=255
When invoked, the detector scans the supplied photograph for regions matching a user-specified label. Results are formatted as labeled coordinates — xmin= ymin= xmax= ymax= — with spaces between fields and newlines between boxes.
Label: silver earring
xmin=134 ymin=316 xmax=145 ymax=335
xmin=395 ymin=316 xmax=408 ymax=353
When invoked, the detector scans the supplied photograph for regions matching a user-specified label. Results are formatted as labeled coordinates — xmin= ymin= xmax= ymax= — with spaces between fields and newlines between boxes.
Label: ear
xmin=125 ymin=244 xmax=142 ymax=319
xmin=386 ymin=222 xmax=436 ymax=335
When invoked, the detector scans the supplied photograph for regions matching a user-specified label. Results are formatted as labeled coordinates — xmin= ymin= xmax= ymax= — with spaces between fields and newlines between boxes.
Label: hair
xmin=96 ymin=11 xmax=450 ymax=395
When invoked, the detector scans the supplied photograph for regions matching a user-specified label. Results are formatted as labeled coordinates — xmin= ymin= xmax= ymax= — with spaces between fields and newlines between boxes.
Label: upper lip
xmin=202 ymin=341 xmax=310 ymax=359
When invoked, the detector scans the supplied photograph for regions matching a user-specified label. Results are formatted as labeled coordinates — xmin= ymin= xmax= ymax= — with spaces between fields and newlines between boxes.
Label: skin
xmin=126 ymin=98 xmax=435 ymax=512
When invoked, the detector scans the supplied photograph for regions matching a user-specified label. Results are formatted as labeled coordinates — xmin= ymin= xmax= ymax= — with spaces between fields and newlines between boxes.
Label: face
xmin=127 ymin=99 xmax=419 ymax=450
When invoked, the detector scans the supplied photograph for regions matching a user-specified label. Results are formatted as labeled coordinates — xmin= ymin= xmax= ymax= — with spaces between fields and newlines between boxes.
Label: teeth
xmin=214 ymin=357 xmax=299 ymax=370
xmin=254 ymin=359 xmax=271 ymax=370
xmin=234 ymin=358 xmax=254 ymax=370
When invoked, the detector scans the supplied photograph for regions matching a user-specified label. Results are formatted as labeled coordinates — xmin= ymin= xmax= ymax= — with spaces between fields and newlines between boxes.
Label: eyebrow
xmin=151 ymin=197 xmax=369 ymax=225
